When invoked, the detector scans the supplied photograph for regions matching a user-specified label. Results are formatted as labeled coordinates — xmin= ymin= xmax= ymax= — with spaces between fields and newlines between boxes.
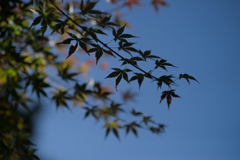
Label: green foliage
xmin=0 ymin=0 xmax=198 ymax=159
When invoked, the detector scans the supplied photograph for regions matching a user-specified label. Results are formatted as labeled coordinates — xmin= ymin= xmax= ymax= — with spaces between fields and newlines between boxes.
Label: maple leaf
xmin=160 ymin=90 xmax=180 ymax=110
xmin=123 ymin=0 xmax=143 ymax=10
xmin=151 ymin=0 xmax=168 ymax=12
xmin=179 ymin=74 xmax=199 ymax=84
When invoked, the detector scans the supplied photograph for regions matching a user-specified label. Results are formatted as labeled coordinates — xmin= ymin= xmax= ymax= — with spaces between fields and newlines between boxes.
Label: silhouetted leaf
xmin=41 ymin=19 xmax=47 ymax=37
xmin=119 ymin=34 xmax=137 ymax=39
xmin=132 ymin=128 xmax=138 ymax=137
xmin=105 ymin=71 xmax=121 ymax=78
xmin=56 ymin=38 xmax=74 ymax=45
xmin=79 ymin=41 xmax=88 ymax=54
xmin=167 ymin=94 xmax=171 ymax=109
xmin=179 ymin=74 xmax=199 ymax=84
xmin=130 ymin=108 xmax=143 ymax=116
xmin=160 ymin=92 xmax=167 ymax=103
xmin=130 ymin=73 xmax=144 ymax=89
xmin=105 ymin=127 xmax=110 ymax=139
xmin=160 ymin=90 xmax=180 ymax=109
xmin=115 ymin=73 xmax=122 ymax=91
xmin=95 ymin=50 xmax=103 ymax=64
xmin=66 ymin=42 xmax=78 ymax=59
xmin=112 ymin=128 xmax=120 ymax=140
xmin=155 ymin=59 xmax=177 ymax=71
xmin=117 ymin=24 xmax=126 ymax=36
xmin=122 ymin=72 xmax=129 ymax=83
xmin=91 ymin=28 xmax=107 ymax=35
xmin=29 ymin=16 xmax=42 ymax=28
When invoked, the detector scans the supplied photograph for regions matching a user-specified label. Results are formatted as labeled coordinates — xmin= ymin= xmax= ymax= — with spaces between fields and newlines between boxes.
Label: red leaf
xmin=167 ymin=94 xmax=171 ymax=110
xmin=123 ymin=0 xmax=143 ymax=10
xmin=151 ymin=0 xmax=168 ymax=12
xmin=160 ymin=92 xmax=167 ymax=103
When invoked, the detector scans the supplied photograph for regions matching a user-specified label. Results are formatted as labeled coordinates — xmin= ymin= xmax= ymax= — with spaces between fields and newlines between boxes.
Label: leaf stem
xmin=48 ymin=0 xmax=158 ymax=81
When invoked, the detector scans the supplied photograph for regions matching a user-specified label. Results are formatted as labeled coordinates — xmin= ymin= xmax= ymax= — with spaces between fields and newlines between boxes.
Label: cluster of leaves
xmin=0 ymin=0 xmax=198 ymax=159
xmin=108 ymin=0 xmax=168 ymax=12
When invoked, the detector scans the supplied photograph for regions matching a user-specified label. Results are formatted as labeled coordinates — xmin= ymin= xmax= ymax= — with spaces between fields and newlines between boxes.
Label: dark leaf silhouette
xmin=179 ymin=74 xmax=199 ymax=84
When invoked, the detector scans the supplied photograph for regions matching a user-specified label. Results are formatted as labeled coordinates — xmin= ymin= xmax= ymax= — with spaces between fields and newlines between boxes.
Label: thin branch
xmin=48 ymin=0 xmax=158 ymax=80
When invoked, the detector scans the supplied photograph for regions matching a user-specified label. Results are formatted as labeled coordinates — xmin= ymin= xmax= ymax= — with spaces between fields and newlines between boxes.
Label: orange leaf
xmin=100 ymin=62 xmax=108 ymax=70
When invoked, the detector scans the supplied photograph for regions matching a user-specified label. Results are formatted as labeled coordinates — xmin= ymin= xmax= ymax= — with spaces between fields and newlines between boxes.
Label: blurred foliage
xmin=0 ymin=0 xmax=198 ymax=159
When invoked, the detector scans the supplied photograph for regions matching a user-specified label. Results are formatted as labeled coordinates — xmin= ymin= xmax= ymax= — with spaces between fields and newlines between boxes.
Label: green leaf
xmin=88 ymin=30 xmax=98 ymax=42
xmin=122 ymin=49 xmax=133 ymax=57
xmin=130 ymin=73 xmax=144 ymax=89
xmin=84 ymin=111 xmax=90 ymax=118
xmin=131 ymin=57 xmax=144 ymax=61
xmin=102 ymin=16 xmax=111 ymax=23
xmin=91 ymin=28 xmax=107 ymax=35
xmin=95 ymin=49 xmax=103 ymax=64
xmin=147 ymin=55 xmax=163 ymax=59
xmin=144 ymin=50 xmax=151 ymax=56
xmin=85 ymin=1 xmax=97 ymax=11
xmin=126 ymin=126 xmax=130 ymax=134
xmin=119 ymin=34 xmax=137 ymax=38
xmin=66 ymin=42 xmax=78 ymax=59
xmin=56 ymin=38 xmax=74 ymax=45
xmin=103 ymin=49 xmax=116 ymax=57
xmin=122 ymin=42 xmax=135 ymax=47
xmin=137 ymin=75 xmax=144 ymax=89
xmin=124 ymin=69 xmax=132 ymax=72
xmin=79 ymin=41 xmax=88 ymax=55
xmin=117 ymin=24 xmax=126 ymax=36
xmin=30 ymin=16 xmax=42 ymax=28
xmin=112 ymin=27 xmax=117 ymax=41
xmin=41 ymin=19 xmax=47 ymax=37
xmin=80 ymin=37 xmax=92 ymax=43
xmin=115 ymin=73 xmax=122 ymax=91
xmin=132 ymin=128 xmax=138 ymax=137
xmin=105 ymin=127 xmax=110 ymax=139
xmin=80 ymin=0 xmax=84 ymax=10
xmin=88 ymin=10 xmax=106 ymax=15
xmin=124 ymin=47 xmax=139 ymax=52
xmin=88 ymin=48 xmax=99 ymax=53
xmin=122 ymin=72 xmax=129 ymax=83
xmin=112 ymin=128 xmax=120 ymax=140
xmin=67 ymin=32 xmax=78 ymax=39
xmin=112 ymin=68 xmax=121 ymax=71
xmin=105 ymin=71 xmax=121 ymax=78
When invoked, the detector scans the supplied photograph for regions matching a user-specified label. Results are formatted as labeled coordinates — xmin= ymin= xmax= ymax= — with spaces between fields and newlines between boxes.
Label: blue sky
xmin=33 ymin=0 xmax=240 ymax=159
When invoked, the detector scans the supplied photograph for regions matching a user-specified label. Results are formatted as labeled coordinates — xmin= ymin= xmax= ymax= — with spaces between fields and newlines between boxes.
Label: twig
xmin=48 ymin=0 xmax=158 ymax=80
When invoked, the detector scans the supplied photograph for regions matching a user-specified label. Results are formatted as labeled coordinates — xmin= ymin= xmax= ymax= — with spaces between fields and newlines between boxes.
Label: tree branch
xmin=48 ymin=0 xmax=158 ymax=80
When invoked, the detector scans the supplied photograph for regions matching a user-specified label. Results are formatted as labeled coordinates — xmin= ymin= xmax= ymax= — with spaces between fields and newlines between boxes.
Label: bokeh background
xmin=32 ymin=0 xmax=240 ymax=159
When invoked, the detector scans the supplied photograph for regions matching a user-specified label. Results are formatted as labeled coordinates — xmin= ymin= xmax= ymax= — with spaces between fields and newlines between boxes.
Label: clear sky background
xmin=33 ymin=0 xmax=240 ymax=159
